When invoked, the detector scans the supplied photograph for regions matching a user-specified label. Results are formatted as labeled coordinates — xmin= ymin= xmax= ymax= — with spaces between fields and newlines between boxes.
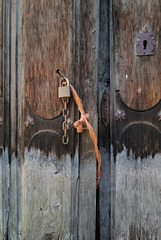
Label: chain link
xmin=62 ymin=98 xmax=69 ymax=145
xmin=56 ymin=70 xmax=70 ymax=145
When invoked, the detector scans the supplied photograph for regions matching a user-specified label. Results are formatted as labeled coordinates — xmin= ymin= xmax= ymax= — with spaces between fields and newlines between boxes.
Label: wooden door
xmin=98 ymin=0 xmax=161 ymax=239
xmin=1 ymin=1 xmax=99 ymax=239
xmin=110 ymin=0 xmax=161 ymax=239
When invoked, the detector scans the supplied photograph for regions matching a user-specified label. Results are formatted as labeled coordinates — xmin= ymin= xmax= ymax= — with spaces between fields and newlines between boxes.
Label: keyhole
xmin=143 ymin=40 xmax=147 ymax=50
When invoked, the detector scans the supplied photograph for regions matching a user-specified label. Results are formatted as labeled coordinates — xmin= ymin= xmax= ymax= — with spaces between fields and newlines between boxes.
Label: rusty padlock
xmin=58 ymin=78 xmax=71 ymax=98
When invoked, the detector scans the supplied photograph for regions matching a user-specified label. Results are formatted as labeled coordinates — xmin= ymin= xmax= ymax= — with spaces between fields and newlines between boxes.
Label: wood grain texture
xmin=78 ymin=0 xmax=99 ymax=239
xmin=115 ymin=151 xmax=161 ymax=240
xmin=24 ymin=0 xmax=73 ymax=119
xmin=119 ymin=123 xmax=161 ymax=159
xmin=21 ymin=1 xmax=78 ymax=239
xmin=4 ymin=0 xmax=98 ymax=239
xmin=21 ymin=149 xmax=72 ymax=240
xmin=21 ymin=1 xmax=76 ymax=238
xmin=0 ymin=98 xmax=3 ymax=148
xmin=0 ymin=0 xmax=2 ymax=96
xmin=0 ymin=159 xmax=3 ymax=238
xmin=113 ymin=0 xmax=161 ymax=111
xmin=101 ymin=90 xmax=110 ymax=127
xmin=3 ymin=0 xmax=11 ymax=239
xmin=112 ymin=0 xmax=161 ymax=239
xmin=98 ymin=0 xmax=111 ymax=239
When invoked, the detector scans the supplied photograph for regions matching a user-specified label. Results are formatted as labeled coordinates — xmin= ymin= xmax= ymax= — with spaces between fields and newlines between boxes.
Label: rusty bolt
xmin=115 ymin=110 xmax=126 ymax=121
xmin=25 ymin=117 xmax=34 ymax=128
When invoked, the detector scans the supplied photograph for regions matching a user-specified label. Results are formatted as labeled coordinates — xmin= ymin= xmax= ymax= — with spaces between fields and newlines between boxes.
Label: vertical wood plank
xmin=8 ymin=0 xmax=18 ymax=239
xmin=17 ymin=0 xmax=25 ymax=239
xmin=21 ymin=150 xmax=73 ymax=239
xmin=70 ymin=1 xmax=81 ymax=238
xmin=5 ymin=0 xmax=99 ymax=239
xmin=78 ymin=1 xmax=99 ymax=239
xmin=98 ymin=0 xmax=111 ymax=239
xmin=111 ymin=0 xmax=161 ymax=239
xmin=3 ymin=0 xmax=10 ymax=239
xmin=0 ymin=0 xmax=2 ymax=96
xmin=19 ymin=1 xmax=78 ymax=239
xmin=24 ymin=0 xmax=73 ymax=119
xmin=113 ymin=0 xmax=161 ymax=111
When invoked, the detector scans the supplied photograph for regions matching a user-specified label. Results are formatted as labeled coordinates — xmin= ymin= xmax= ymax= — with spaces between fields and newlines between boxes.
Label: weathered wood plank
xmin=115 ymin=152 xmax=161 ymax=239
xmin=112 ymin=0 xmax=161 ymax=239
xmin=21 ymin=149 xmax=72 ymax=240
xmin=98 ymin=0 xmax=111 ymax=239
xmin=20 ymin=1 xmax=78 ymax=239
xmin=5 ymin=0 xmax=98 ymax=239
xmin=0 ymin=0 xmax=2 ymax=96
xmin=2 ymin=0 xmax=10 ymax=239
xmin=8 ymin=0 xmax=19 ymax=239
xmin=24 ymin=0 xmax=73 ymax=119
xmin=113 ymin=0 xmax=161 ymax=111
xmin=78 ymin=1 xmax=99 ymax=239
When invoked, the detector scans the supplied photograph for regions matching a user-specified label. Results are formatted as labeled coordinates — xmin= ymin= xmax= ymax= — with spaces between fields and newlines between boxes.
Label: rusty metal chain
xmin=56 ymin=69 xmax=70 ymax=145
xmin=62 ymin=98 xmax=69 ymax=144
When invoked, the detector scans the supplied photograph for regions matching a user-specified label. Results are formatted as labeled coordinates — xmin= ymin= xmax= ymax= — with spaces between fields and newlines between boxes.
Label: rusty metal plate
xmin=101 ymin=90 xmax=110 ymax=127
xmin=136 ymin=26 xmax=155 ymax=56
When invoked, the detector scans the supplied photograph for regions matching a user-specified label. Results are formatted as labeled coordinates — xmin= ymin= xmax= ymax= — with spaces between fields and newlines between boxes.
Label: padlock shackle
xmin=60 ymin=78 xmax=69 ymax=87
xmin=56 ymin=69 xmax=66 ymax=80
xmin=56 ymin=69 xmax=70 ymax=87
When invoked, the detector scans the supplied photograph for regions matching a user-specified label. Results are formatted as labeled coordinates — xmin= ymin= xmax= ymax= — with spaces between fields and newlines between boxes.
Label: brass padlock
xmin=58 ymin=78 xmax=71 ymax=98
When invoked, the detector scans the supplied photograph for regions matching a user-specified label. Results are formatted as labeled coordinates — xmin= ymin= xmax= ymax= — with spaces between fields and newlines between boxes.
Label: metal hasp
xmin=136 ymin=25 xmax=155 ymax=56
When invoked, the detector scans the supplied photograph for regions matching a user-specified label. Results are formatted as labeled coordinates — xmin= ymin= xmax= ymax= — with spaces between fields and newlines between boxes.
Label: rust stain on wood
xmin=24 ymin=0 xmax=73 ymax=119
xmin=101 ymin=89 xmax=110 ymax=127
xmin=113 ymin=0 xmax=161 ymax=111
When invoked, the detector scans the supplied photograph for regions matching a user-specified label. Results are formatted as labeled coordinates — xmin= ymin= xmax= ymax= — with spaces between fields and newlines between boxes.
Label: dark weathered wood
xmin=2 ymin=0 xmax=10 ymax=239
xmin=0 ymin=98 xmax=3 ymax=148
xmin=113 ymin=0 xmax=161 ymax=111
xmin=1 ymin=0 xmax=99 ymax=239
xmin=98 ymin=0 xmax=111 ymax=239
xmin=78 ymin=1 xmax=99 ymax=239
xmin=25 ymin=0 xmax=73 ymax=119
xmin=101 ymin=90 xmax=110 ymax=127
xmin=8 ymin=1 xmax=22 ymax=239
xmin=0 ymin=0 xmax=2 ymax=96
xmin=3 ymin=0 xmax=98 ymax=239
xmin=20 ymin=1 xmax=77 ymax=239
xmin=112 ymin=0 xmax=161 ymax=239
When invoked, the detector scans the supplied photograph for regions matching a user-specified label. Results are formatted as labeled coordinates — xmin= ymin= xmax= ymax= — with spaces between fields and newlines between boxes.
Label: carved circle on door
xmin=24 ymin=0 xmax=72 ymax=119
xmin=118 ymin=123 xmax=161 ymax=159
xmin=28 ymin=130 xmax=69 ymax=159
